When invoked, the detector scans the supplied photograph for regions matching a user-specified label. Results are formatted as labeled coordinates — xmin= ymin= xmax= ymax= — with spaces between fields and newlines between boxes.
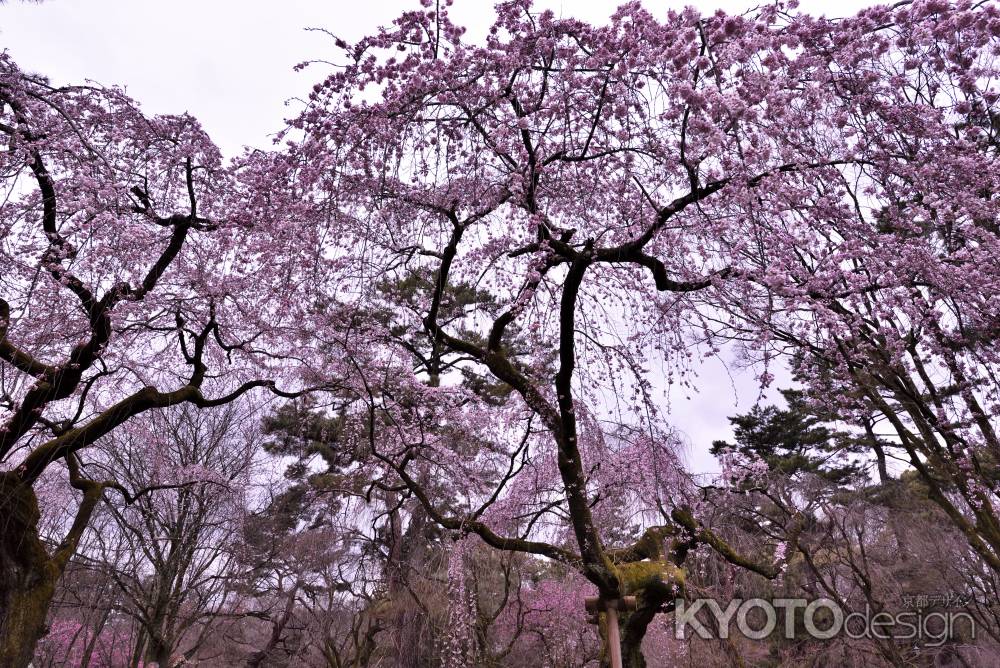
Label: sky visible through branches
xmin=1 ymin=0 xmax=885 ymax=475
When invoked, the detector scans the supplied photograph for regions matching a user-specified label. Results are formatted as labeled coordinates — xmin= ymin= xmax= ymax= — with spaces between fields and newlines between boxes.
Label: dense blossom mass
xmin=2 ymin=0 xmax=1000 ymax=666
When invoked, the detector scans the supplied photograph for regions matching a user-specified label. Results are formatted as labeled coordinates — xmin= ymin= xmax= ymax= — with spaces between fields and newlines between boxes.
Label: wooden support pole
xmin=606 ymin=605 xmax=623 ymax=668
xmin=584 ymin=595 xmax=637 ymax=668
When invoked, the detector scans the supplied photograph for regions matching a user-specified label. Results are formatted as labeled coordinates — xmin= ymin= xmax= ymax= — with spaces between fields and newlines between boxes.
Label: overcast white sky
xmin=0 ymin=0 xmax=880 ymax=473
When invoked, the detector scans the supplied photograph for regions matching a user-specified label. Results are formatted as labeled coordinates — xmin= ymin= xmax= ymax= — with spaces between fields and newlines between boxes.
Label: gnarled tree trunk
xmin=0 ymin=474 xmax=59 ymax=668
xmin=0 ymin=469 xmax=107 ymax=668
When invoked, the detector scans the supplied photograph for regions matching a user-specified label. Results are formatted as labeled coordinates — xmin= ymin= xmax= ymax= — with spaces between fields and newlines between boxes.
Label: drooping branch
xmin=0 ymin=298 xmax=56 ymax=377
xmin=671 ymin=507 xmax=783 ymax=579
xmin=379 ymin=447 xmax=581 ymax=567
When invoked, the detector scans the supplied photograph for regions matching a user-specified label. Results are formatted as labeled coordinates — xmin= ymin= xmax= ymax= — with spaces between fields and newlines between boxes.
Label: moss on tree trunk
xmin=593 ymin=560 xmax=687 ymax=668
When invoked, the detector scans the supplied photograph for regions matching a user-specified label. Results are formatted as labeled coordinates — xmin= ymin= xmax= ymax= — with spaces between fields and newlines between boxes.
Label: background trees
xmin=34 ymin=406 xmax=258 ymax=666
xmin=712 ymin=0 xmax=1000 ymax=580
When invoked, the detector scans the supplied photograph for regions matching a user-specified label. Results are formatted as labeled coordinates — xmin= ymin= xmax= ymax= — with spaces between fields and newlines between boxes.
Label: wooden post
xmin=606 ymin=605 xmax=623 ymax=668
xmin=584 ymin=596 xmax=637 ymax=668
